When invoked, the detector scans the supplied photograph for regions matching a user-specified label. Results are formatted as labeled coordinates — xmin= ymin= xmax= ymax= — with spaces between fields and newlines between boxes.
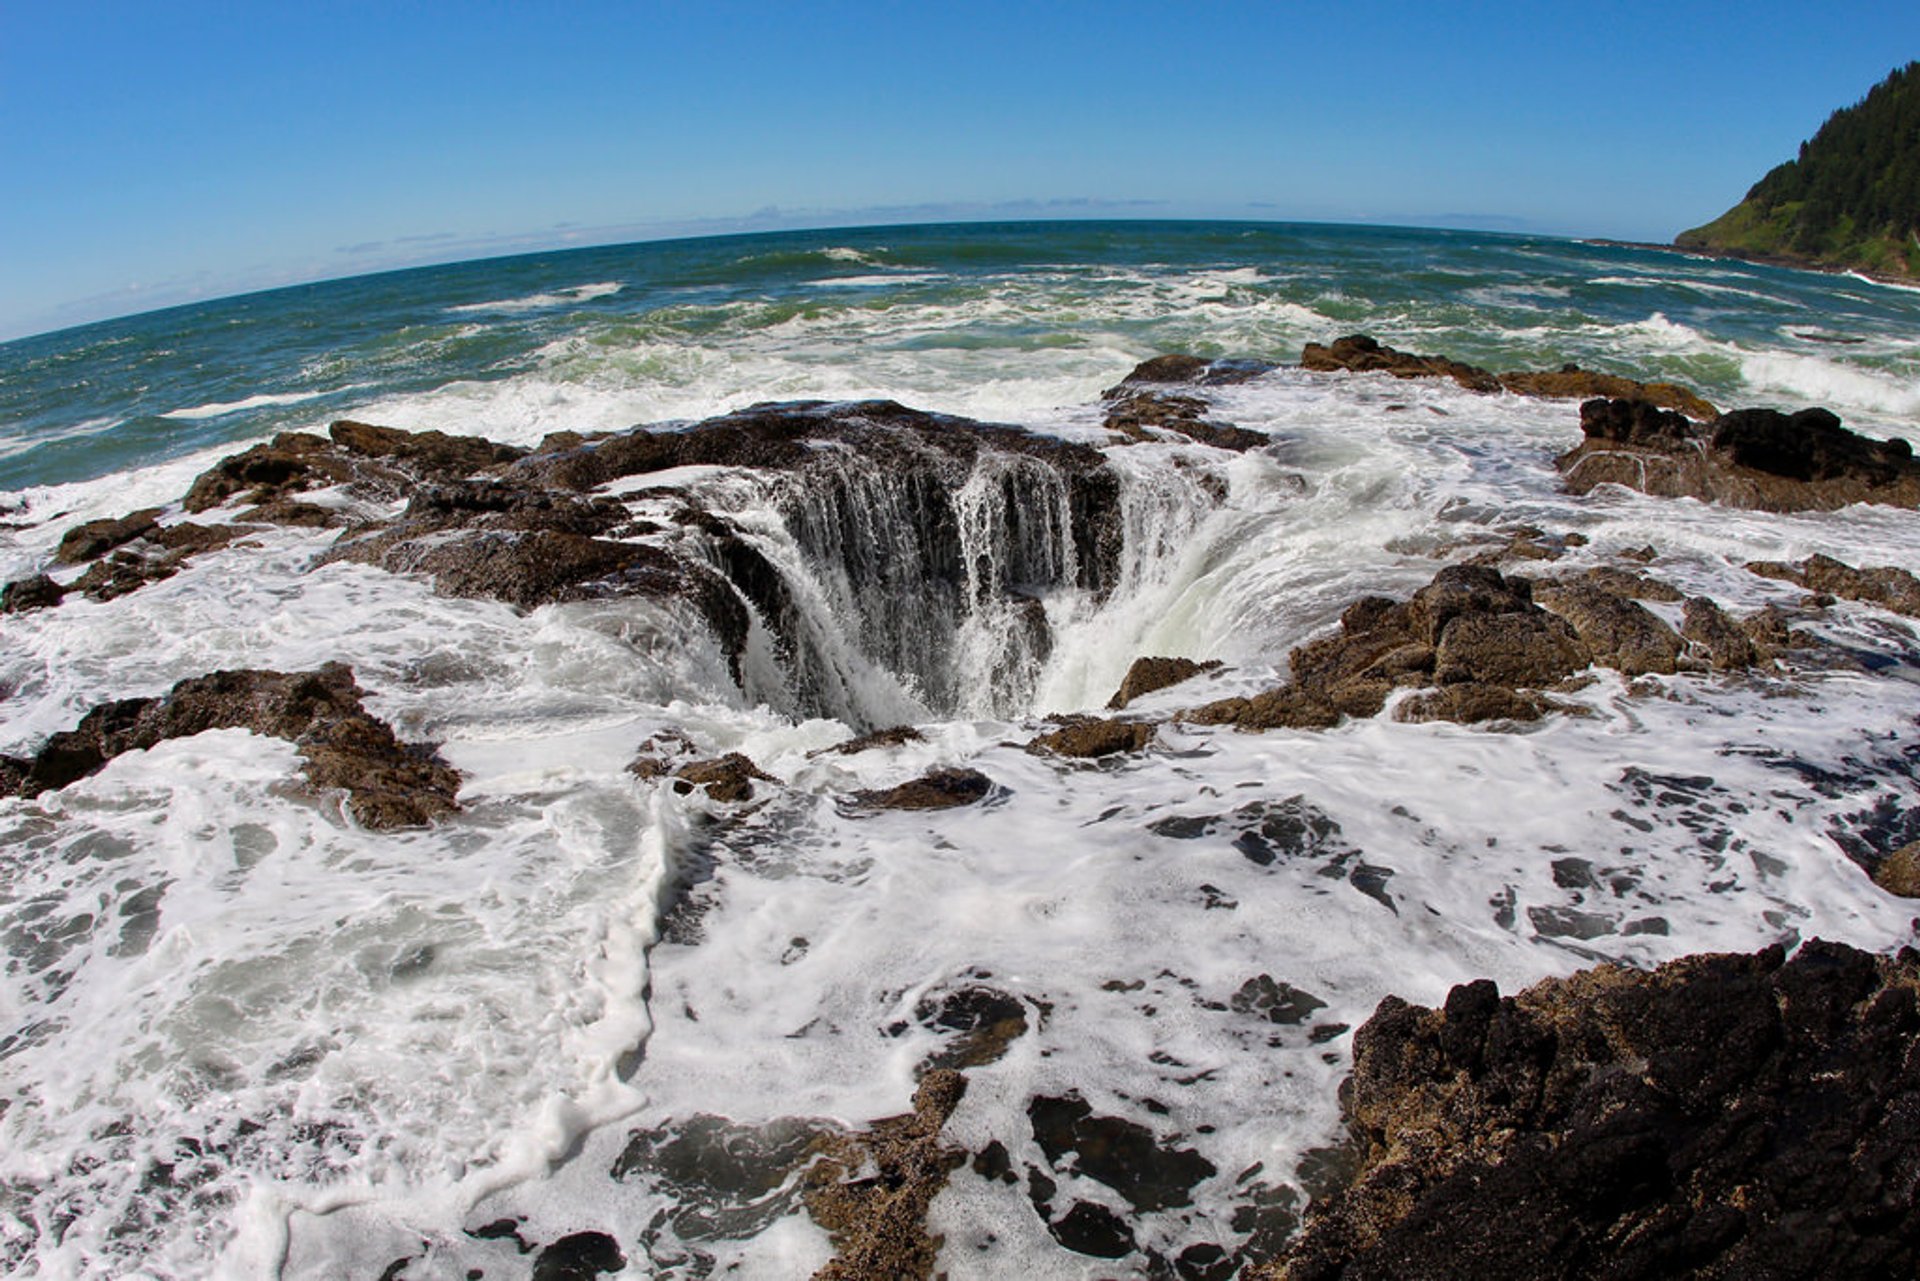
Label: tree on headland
xmin=1677 ymin=61 xmax=1920 ymax=279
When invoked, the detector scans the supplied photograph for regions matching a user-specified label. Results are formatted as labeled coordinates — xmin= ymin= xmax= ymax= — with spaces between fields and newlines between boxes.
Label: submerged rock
xmin=1256 ymin=940 xmax=1920 ymax=1281
xmin=0 ymin=664 xmax=459 ymax=829
xmin=1560 ymin=398 xmax=1920 ymax=511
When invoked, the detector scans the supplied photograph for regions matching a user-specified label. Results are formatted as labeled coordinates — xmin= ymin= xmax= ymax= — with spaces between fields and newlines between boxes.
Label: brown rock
xmin=0 ymin=664 xmax=459 ymax=829
xmin=1405 ymin=565 xmax=1534 ymax=644
xmin=1300 ymin=335 xmax=1501 ymax=394
xmin=671 ymin=753 xmax=774 ymax=803
xmin=813 ymin=725 xmax=926 ymax=756
xmin=1563 ymin=564 xmax=1685 ymax=603
xmin=1872 ymin=841 xmax=1920 ymax=897
xmin=1107 ymin=656 xmax=1222 ymax=709
xmin=805 ymin=1070 xmax=968 ymax=1281
xmin=1680 ymin=597 xmax=1759 ymax=670
xmin=1026 ymin=716 xmax=1158 ymax=758
xmin=54 ymin=508 xmax=162 ymax=564
xmin=1531 ymin=580 xmax=1681 ymax=676
xmin=1393 ymin=683 xmax=1555 ymax=724
xmin=1498 ymin=366 xmax=1718 ymax=420
xmin=1432 ymin=611 xmax=1590 ymax=687
xmin=1103 ymin=392 xmax=1268 ymax=451
xmin=851 ymin=768 xmax=994 ymax=810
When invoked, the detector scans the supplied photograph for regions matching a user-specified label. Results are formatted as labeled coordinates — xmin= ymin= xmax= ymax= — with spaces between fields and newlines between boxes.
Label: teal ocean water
xmin=4 ymin=222 xmax=1920 ymax=1278
xmin=6 ymin=220 xmax=1919 ymax=494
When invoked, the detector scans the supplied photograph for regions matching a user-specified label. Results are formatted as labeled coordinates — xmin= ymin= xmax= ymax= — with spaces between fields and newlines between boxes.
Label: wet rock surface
xmin=1748 ymin=552 xmax=1920 ymax=616
xmin=804 ymin=1069 xmax=969 ymax=1281
xmin=1108 ymin=656 xmax=1222 ymax=709
xmin=0 ymin=664 xmax=459 ymax=829
xmin=1255 ymin=940 xmax=1920 ymax=1281
xmin=1183 ymin=559 xmax=1779 ymax=732
xmin=850 ymin=767 xmax=995 ymax=810
xmin=1300 ymin=335 xmax=1718 ymax=419
xmin=1560 ymin=397 xmax=1920 ymax=510
xmin=1026 ymin=715 xmax=1159 ymax=758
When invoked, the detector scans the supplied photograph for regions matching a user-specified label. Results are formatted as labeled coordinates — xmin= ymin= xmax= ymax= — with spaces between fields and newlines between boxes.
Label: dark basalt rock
xmin=1108 ymin=656 xmax=1223 ymax=709
xmin=1028 ymin=1092 xmax=1218 ymax=1214
xmin=1301 ymin=337 xmax=1718 ymax=419
xmin=529 ymin=1231 xmax=625 ymax=1281
xmin=1560 ymin=398 xmax=1920 ymax=511
xmin=1254 ymin=940 xmax=1920 ymax=1281
xmin=0 ymin=663 xmax=459 ymax=829
xmin=850 ymin=767 xmax=994 ymax=811
xmin=1026 ymin=715 xmax=1158 ymax=758
xmin=804 ymin=1070 xmax=968 ymax=1281
xmin=1101 ymin=353 xmax=1276 ymax=397
xmin=1 ymin=574 xmax=66 ymax=614
xmin=1103 ymin=391 xmax=1270 ymax=451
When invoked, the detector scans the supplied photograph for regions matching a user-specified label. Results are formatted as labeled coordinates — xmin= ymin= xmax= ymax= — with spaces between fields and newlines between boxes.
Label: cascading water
xmin=673 ymin=425 xmax=1221 ymax=727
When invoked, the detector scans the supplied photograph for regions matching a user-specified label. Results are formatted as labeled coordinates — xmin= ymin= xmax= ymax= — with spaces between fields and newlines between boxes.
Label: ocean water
xmin=2 ymin=220 xmax=1919 ymax=1278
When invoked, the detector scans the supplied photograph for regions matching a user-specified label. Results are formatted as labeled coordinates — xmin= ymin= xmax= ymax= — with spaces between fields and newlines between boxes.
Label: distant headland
xmin=1673 ymin=61 xmax=1920 ymax=282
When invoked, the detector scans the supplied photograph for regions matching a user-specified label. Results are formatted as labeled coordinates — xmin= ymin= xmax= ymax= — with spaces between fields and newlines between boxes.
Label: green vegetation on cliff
xmin=1677 ymin=61 xmax=1920 ymax=278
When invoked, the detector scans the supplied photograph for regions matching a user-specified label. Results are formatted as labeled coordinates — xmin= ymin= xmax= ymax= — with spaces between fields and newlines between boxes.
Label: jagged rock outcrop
xmin=1255 ymin=940 xmax=1920 ymax=1281
xmin=1300 ymin=336 xmax=1717 ymax=419
xmin=1184 ymin=560 xmax=1781 ymax=731
xmin=1102 ymin=391 xmax=1270 ymax=451
xmin=0 ymin=664 xmax=459 ymax=829
xmin=1108 ymin=656 xmax=1222 ymax=709
xmin=184 ymin=420 xmax=524 ymax=513
xmin=1560 ymin=398 xmax=1920 ymax=511
xmin=1747 ymin=553 xmax=1920 ymax=616
xmin=1185 ymin=565 xmax=1592 ymax=729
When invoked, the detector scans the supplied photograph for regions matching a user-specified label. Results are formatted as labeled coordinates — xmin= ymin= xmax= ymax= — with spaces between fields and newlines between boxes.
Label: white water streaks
xmin=161 ymin=389 xmax=359 ymax=421
xmin=446 ymin=282 xmax=627 ymax=314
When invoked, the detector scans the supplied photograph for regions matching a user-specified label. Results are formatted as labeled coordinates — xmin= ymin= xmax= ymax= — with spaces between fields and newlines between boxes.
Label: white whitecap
xmin=445 ymin=282 xmax=625 ymax=315
xmin=162 ymin=389 xmax=346 ymax=420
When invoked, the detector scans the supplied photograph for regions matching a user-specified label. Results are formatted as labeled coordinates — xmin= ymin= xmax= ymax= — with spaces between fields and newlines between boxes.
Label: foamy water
xmin=3 ymin=222 xmax=1920 ymax=1278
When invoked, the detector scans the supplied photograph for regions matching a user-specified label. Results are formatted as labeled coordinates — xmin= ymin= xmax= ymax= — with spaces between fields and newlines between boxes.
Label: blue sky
xmin=4 ymin=1 xmax=1917 ymax=339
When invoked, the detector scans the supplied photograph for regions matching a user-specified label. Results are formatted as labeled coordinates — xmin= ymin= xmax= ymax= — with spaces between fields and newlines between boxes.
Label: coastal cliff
xmin=1677 ymin=61 xmax=1920 ymax=280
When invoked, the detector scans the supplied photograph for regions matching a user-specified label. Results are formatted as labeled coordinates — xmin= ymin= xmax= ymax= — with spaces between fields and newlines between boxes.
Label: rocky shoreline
xmin=4 ymin=339 xmax=1919 ymax=1277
